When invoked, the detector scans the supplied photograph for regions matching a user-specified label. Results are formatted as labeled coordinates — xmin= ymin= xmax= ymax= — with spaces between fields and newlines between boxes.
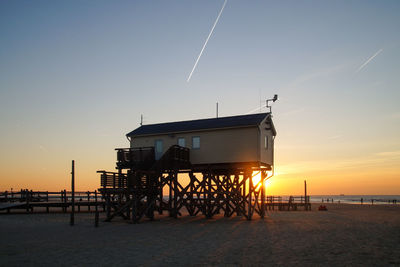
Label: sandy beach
xmin=1 ymin=203 xmax=399 ymax=266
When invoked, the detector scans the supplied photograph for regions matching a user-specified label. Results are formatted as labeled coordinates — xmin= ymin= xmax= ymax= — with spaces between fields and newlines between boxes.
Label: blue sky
xmin=0 ymin=1 xmax=399 ymax=193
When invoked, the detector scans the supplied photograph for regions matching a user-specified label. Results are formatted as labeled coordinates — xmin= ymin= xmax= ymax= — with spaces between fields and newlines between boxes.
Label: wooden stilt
xmin=173 ymin=171 xmax=178 ymax=218
xmin=261 ymin=171 xmax=266 ymax=218
xmin=159 ymin=175 xmax=163 ymax=215
xmin=247 ymin=172 xmax=252 ymax=220
xmin=168 ymin=173 xmax=173 ymax=217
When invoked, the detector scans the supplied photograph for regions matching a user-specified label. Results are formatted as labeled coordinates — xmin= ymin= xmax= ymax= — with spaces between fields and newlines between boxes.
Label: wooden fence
xmin=0 ymin=190 xmax=310 ymax=214
xmin=265 ymin=195 xmax=311 ymax=211
xmin=0 ymin=190 xmax=106 ymax=213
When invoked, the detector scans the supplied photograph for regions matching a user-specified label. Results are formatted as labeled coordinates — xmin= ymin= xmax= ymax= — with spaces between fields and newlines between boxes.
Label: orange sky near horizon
xmin=1 ymin=114 xmax=399 ymax=195
xmin=1 ymin=150 xmax=399 ymax=195
xmin=1 ymin=1 xmax=399 ymax=196
xmin=2 ymin=123 xmax=399 ymax=195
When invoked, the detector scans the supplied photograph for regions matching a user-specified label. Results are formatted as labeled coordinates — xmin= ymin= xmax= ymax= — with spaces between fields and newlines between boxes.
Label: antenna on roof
xmin=140 ymin=114 xmax=143 ymax=126
xmin=266 ymin=94 xmax=278 ymax=113
xmin=216 ymin=102 xmax=219 ymax=118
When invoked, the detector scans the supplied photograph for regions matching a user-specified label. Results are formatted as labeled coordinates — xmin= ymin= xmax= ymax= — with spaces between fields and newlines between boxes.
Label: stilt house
xmin=98 ymin=112 xmax=280 ymax=223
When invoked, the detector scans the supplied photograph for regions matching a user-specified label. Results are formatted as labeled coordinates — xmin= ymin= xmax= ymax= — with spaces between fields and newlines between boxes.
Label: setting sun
xmin=251 ymin=171 xmax=274 ymax=191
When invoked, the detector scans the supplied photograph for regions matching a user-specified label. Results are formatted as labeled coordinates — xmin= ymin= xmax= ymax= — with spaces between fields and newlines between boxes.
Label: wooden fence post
xmin=87 ymin=191 xmax=90 ymax=211
xmin=65 ymin=189 xmax=68 ymax=212
xmin=60 ymin=190 xmax=63 ymax=212
xmin=70 ymin=160 xmax=75 ymax=226
xmin=304 ymin=180 xmax=308 ymax=211
xmin=95 ymin=190 xmax=99 ymax=227
xmin=26 ymin=189 xmax=30 ymax=213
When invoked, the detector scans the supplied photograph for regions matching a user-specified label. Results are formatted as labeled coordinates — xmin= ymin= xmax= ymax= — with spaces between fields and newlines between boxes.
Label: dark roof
xmin=127 ymin=113 xmax=271 ymax=137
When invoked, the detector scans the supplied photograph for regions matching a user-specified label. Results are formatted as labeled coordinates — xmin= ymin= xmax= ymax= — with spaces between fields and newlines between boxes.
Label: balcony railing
xmin=153 ymin=145 xmax=190 ymax=171
xmin=116 ymin=147 xmax=155 ymax=169
xmin=98 ymin=171 xmax=127 ymax=189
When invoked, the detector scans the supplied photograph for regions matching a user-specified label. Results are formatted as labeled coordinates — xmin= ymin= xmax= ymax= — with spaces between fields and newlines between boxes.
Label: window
xmin=177 ymin=137 xmax=186 ymax=147
xmin=155 ymin=140 xmax=163 ymax=160
xmin=192 ymin=136 xmax=200 ymax=149
xmin=264 ymin=136 xmax=268 ymax=149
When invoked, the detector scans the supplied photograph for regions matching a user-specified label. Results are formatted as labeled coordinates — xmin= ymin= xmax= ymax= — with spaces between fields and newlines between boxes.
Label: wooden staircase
xmin=99 ymin=145 xmax=190 ymax=223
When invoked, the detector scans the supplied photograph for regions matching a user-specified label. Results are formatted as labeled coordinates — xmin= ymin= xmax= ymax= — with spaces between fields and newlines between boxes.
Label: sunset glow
xmin=1 ymin=2 xmax=400 ymax=266
xmin=251 ymin=171 xmax=262 ymax=189
xmin=251 ymin=171 xmax=274 ymax=191
xmin=0 ymin=1 xmax=399 ymax=195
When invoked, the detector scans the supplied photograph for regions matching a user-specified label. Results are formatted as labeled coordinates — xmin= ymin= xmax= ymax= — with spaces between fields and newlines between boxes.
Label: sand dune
xmin=1 ymin=203 xmax=399 ymax=266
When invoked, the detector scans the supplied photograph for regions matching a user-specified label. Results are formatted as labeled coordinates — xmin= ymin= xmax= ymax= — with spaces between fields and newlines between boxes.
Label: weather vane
xmin=266 ymin=94 xmax=278 ymax=113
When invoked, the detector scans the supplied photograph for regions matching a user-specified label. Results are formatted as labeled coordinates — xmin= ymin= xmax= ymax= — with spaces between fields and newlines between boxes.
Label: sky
xmin=0 ymin=0 xmax=399 ymax=194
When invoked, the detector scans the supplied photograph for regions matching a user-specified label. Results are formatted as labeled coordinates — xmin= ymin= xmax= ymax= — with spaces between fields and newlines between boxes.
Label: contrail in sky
xmin=187 ymin=0 xmax=227 ymax=82
xmin=356 ymin=48 xmax=383 ymax=73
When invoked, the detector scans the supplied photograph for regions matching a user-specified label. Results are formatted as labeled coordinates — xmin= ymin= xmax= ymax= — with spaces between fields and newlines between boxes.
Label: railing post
xmin=26 ymin=189 xmax=30 ymax=213
xmin=60 ymin=190 xmax=63 ymax=212
xmin=64 ymin=189 xmax=67 ymax=213
xmin=87 ymin=191 xmax=90 ymax=211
